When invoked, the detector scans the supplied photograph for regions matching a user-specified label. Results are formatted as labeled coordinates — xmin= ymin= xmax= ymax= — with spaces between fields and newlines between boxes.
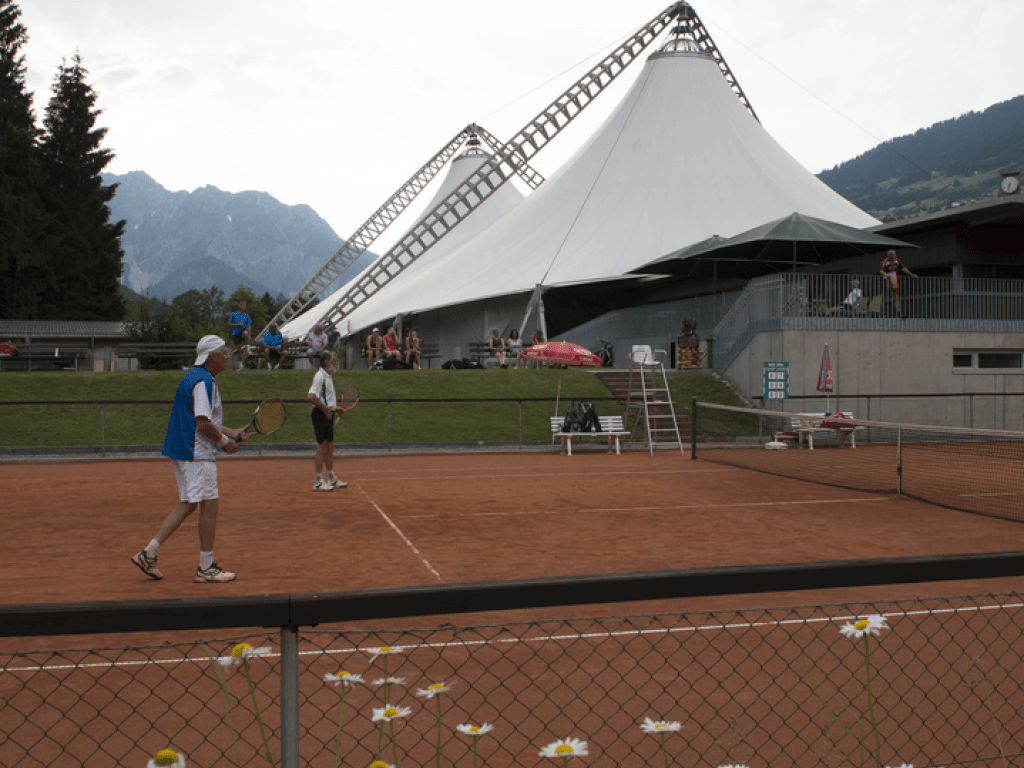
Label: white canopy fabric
xmin=284 ymin=38 xmax=877 ymax=342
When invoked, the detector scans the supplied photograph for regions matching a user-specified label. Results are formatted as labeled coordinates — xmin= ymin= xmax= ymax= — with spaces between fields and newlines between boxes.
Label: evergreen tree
xmin=0 ymin=1 xmax=58 ymax=318
xmin=40 ymin=51 xmax=125 ymax=320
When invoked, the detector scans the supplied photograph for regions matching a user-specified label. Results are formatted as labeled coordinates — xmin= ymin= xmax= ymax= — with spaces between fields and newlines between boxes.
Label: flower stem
xmin=390 ymin=718 xmax=400 ymax=768
xmin=472 ymin=735 xmax=479 ymax=768
xmin=376 ymin=721 xmax=385 ymax=760
xmin=660 ymin=732 xmax=670 ymax=768
xmin=435 ymin=695 xmax=443 ymax=768
xmin=862 ymin=635 xmax=882 ymax=768
xmin=244 ymin=660 xmax=276 ymax=768
xmin=333 ymin=687 xmax=346 ymax=768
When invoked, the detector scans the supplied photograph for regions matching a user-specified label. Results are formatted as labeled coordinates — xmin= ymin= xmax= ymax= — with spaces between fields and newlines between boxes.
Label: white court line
xmin=356 ymin=482 xmax=442 ymax=582
xmin=5 ymin=601 xmax=1021 ymax=675
xmin=958 ymin=492 xmax=1022 ymax=498
xmin=355 ymin=468 xmax=738 ymax=482
xmin=402 ymin=496 xmax=888 ymax=519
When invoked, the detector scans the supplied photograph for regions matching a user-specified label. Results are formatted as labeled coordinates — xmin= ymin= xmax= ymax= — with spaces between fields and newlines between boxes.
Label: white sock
xmin=199 ymin=551 xmax=214 ymax=570
xmin=327 ymin=471 xmax=338 ymax=481
xmin=315 ymin=473 xmax=323 ymax=482
xmin=145 ymin=539 xmax=161 ymax=559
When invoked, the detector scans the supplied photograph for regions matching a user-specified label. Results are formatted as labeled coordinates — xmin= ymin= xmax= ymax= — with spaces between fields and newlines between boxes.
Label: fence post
xmin=100 ymin=405 xmax=106 ymax=459
xmin=690 ymin=396 xmax=697 ymax=459
xmin=518 ymin=401 xmax=523 ymax=449
xmin=388 ymin=401 xmax=392 ymax=452
xmin=279 ymin=625 xmax=299 ymax=768
xmin=896 ymin=426 xmax=903 ymax=496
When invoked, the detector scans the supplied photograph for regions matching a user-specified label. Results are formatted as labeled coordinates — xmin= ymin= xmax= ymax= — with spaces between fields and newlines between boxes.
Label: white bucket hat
xmin=195 ymin=335 xmax=227 ymax=366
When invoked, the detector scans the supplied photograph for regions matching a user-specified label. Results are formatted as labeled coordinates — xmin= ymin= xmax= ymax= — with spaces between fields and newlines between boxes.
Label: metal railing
xmin=711 ymin=273 xmax=1024 ymax=373
xmin=2 ymin=553 xmax=1024 ymax=768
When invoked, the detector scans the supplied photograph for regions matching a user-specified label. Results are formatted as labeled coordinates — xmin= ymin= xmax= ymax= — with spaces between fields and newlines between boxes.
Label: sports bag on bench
xmin=578 ymin=401 xmax=602 ymax=432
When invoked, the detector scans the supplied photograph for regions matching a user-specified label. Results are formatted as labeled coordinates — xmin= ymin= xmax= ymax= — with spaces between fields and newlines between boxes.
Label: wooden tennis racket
xmin=243 ymin=397 xmax=287 ymax=436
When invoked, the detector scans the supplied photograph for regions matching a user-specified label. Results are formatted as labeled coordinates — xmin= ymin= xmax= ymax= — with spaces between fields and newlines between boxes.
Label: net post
xmin=690 ymin=396 xmax=697 ymax=459
xmin=279 ymin=625 xmax=300 ymax=768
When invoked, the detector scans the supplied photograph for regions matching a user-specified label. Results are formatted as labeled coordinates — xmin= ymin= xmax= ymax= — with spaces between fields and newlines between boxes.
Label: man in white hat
xmin=131 ymin=335 xmax=250 ymax=583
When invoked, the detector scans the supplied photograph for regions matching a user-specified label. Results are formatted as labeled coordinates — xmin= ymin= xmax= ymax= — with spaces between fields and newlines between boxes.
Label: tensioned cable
xmin=698 ymin=11 xmax=947 ymax=189
xmin=539 ymin=63 xmax=655 ymax=286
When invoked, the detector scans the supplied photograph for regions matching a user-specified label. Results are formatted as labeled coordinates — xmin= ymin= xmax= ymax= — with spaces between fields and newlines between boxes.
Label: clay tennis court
xmin=3 ymin=449 xmax=1024 ymax=627
xmin=3 ymin=450 xmax=1024 ymax=768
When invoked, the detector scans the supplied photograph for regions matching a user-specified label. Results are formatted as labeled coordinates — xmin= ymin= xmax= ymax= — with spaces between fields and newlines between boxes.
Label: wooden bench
xmin=784 ymin=412 xmax=864 ymax=450
xmin=0 ymin=344 xmax=90 ymax=371
xmin=549 ymin=415 xmax=630 ymax=455
xmin=117 ymin=342 xmax=197 ymax=364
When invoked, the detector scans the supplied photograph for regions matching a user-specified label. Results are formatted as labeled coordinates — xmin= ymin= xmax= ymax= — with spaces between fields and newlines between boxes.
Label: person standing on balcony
xmin=881 ymin=251 xmax=917 ymax=317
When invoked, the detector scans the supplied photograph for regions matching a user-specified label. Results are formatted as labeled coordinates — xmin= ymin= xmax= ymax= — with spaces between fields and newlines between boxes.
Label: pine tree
xmin=0 ymin=0 xmax=58 ymax=318
xmin=40 ymin=51 xmax=125 ymax=320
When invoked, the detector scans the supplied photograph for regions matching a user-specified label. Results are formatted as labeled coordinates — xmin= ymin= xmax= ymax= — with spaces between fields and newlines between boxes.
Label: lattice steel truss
xmin=3 ymin=594 xmax=1022 ymax=768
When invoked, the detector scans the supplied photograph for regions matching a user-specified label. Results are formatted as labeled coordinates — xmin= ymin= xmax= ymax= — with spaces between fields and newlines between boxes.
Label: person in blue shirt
xmin=131 ymin=335 xmax=251 ymax=583
xmin=227 ymin=301 xmax=252 ymax=371
xmin=261 ymin=323 xmax=288 ymax=370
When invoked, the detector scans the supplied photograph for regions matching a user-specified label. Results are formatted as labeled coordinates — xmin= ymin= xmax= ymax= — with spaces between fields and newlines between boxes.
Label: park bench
xmin=549 ymin=415 xmax=630 ymax=456
xmin=0 ymin=344 xmax=90 ymax=372
xmin=782 ymin=412 xmax=864 ymax=450
xmin=117 ymin=342 xmax=197 ymax=366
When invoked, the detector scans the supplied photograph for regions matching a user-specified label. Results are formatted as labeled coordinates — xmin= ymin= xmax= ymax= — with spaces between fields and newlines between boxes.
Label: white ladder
xmin=625 ymin=346 xmax=685 ymax=456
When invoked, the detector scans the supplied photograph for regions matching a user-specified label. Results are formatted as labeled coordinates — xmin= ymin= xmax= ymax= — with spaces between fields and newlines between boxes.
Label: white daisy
xmin=217 ymin=642 xmax=272 ymax=669
xmin=839 ymin=614 xmax=889 ymax=640
xmin=147 ymin=748 xmax=186 ymax=768
xmin=640 ymin=717 xmax=682 ymax=734
xmin=539 ymin=738 xmax=589 ymax=758
xmin=717 ymin=764 xmax=749 ymax=768
xmin=368 ymin=762 xmax=394 ymax=768
xmin=372 ymin=703 xmax=412 ymax=722
xmin=416 ymin=681 xmax=454 ymax=699
xmin=324 ymin=670 xmax=364 ymax=687
xmin=368 ymin=645 xmax=402 ymax=661
xmin=372 ymin=676 xmax=407 ymax=687
xmin=457 ymin=723 xmax=495 ymax=736
xmin=887 ymin=764 xmax=913 ymax=768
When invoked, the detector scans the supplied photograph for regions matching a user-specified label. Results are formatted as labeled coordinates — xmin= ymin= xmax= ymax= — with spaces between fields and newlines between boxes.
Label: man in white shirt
xmin=306 ymin=351 xmax=347 ymax=491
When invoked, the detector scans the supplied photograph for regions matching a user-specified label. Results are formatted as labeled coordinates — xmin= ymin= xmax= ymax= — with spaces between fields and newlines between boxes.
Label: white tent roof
xmin=285 ymin=38 xmax=877 ymax=341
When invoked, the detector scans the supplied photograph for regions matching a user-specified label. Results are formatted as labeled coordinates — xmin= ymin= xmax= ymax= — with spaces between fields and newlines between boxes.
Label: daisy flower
xmin=457 ymin=723 xmax=495 ymax=736
xmin=368 ymin=645 xmax=402 ymax=661
xmin=218 ymin=642 xmax=272 ymax=669
xmin=147 ymin=749 xmax=186 ymax=768
xmin=839 ymin=614 xmax=888 ymax=640
xmin=640 ymin=718 xmax=682 ymax=734
xmin=372 ymin=704 xmax=412 ymax=722
xmin=324 ymin=670 xmax=364 ymax=687
xmin=718 ymin=764 xmax=749 ymax=768
xmin=887 ymin=764 xmax=913 ymax=768
xmin=416 ymin=681 xmax=454 ymax=699
xmin=368 ymin=763 xmax=394 ymax=768
xmin=372 ymin=676 xmax=407 ymax=687
xmin=539 ymin=737 xmax=589 ymax=759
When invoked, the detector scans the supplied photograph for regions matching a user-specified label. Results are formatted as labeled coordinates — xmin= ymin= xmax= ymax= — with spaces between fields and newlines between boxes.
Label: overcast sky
xmin=17 ymin=0 xmax=1024 ymax=241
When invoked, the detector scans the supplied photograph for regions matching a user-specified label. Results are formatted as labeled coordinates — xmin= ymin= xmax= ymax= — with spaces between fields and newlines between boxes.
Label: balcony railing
xmin=712 ymin=273 xmax=1024 ymax=372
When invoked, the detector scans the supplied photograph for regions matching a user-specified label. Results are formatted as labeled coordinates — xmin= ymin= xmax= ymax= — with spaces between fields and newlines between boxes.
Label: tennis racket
xmin=244 ymin=397 xmax=287 ymax=435
xmin=333 ymin=385 xmax=359 ymax=424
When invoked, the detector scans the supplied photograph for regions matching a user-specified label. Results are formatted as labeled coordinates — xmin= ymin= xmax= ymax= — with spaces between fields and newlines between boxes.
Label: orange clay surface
xmin=2 ymin=450 xmax=1023 ymax=636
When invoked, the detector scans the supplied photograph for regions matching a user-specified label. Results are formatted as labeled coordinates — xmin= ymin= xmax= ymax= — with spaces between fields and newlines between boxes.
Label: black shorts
xmin=233 ymin=330 xmax=247 ymax=343
xmin=312 ymin=408 xmax=334 ymax=444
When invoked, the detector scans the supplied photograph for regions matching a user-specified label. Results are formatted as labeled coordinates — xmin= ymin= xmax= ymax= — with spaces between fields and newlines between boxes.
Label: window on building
xmin=953 ymin=350 xmax=1024 ymax=371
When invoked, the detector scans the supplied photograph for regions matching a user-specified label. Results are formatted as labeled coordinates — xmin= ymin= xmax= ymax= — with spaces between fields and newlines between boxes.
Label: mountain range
xmin=105 ymin=170 xmax=377 ymax=301
xmin=107 ymin=95 xmax=1023 ymax=302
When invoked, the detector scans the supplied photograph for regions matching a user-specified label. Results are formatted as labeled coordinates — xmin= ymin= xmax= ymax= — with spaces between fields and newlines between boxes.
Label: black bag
xmin=578 ymin=401 xmax=601 ymax=432
xmin=382 ymin=357 xmax=413 ymax=370
xmin=561 ymin=410 xmax=582 ymax=433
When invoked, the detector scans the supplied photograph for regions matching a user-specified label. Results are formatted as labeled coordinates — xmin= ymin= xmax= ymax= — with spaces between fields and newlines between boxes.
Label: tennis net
xmin=692 ymin=401 xmax=1024 ymax=524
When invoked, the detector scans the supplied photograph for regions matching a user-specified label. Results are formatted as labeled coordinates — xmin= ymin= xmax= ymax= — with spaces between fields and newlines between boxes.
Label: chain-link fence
xmin=3 ymin=593 xmax=1022 ymax=768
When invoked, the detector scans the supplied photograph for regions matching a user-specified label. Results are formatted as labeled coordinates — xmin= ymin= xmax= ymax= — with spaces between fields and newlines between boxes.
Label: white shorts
xmin=172 ymin=459 xmax=218 ymax=503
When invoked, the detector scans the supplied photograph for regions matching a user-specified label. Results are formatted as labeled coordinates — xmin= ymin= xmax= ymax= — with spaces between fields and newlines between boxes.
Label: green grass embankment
xmin=0 ymin=367 xmax=618 ymax=448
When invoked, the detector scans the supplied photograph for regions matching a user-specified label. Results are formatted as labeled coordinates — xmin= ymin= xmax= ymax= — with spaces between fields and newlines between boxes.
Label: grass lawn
xmin=0 ymin=368 xmax=753 ymax=448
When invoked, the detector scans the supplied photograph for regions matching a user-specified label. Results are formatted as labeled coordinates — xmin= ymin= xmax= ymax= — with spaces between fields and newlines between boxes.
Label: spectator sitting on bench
xmin=260 ymin=324 xmax=288 ymax=370
xmin=305 ymin=323 xmax=329 ymax=368
xmin=0 ymin=339 xmax=17 ymax=357
xmin=227 ymin=301 xmax=252 ymax=371
xmin=383 ymin=327 xmax=401 ymax=359
xmin=365 ymin=328 xmax=383 ymax=367
xmin=405 ymin=329 xmax=421 ymax=369
xmin=488 ymin=328 xmax=507 ymax=368
xmin=508 ymin=329 xmax=525 ymax=370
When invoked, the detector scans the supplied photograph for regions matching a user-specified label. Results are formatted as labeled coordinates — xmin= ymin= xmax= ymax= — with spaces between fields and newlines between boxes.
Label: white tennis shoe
xmin=328 ymin=476 xmax=348 ymax=489
xmin=314 ymin=479 xmax=334 ymax=492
